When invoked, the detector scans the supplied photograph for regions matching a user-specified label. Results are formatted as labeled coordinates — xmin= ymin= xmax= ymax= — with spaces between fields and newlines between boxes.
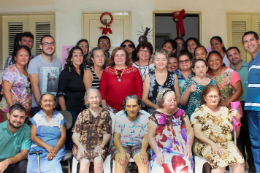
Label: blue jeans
xmin=247 ymin=110 xmax=260 ymax=172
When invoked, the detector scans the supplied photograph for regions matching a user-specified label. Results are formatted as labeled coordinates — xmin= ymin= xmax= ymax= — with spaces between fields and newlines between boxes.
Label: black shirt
xmin=57 ymin=67 xmax=85 ymax=113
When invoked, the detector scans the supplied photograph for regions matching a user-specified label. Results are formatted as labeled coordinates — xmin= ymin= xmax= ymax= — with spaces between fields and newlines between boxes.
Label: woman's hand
xmin=140 ymin=149 xmax=149 ymax=164
xmin=211 ymin=143 xmax=224 ymax=155
xmin=184 ymin=145 xmax=192 ymax=159
xmin=230 ymin=109 xmax=241 ymax=121
xmin=156 ymin=151 xmax=165 ymax=165
xmin=46 ymin=145 xmax=55 ymax=153
xmin=94 ymin=145 xmax=104 ymax=156
xmin=47 ymin=152 xmax=56 ymax=160
xmin=118 ymin=151 xmax=127 ymax=165
xmin=189 ymin=82 xmax=196 ymax=93
xmin=77 ymin=145 xmax=88 ymax=160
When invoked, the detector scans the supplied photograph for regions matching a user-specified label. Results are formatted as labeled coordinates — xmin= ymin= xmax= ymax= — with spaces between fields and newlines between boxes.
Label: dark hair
xmin=194 ymin=46 xmax=208 ymax=55
xmin=98 ymin=36 xmax=111 ymax=44
xmin=89 ymin=47 xmax=106 ymax=69
xmin=210 ymin=36 xmax=226 ymax=53
xmin=65 ymin=46 xmax=86 ymax=72
xmin=20 ymin=32 xmax=34 ymax=40
xmin=200 ymin=85 xmax=221 ymax=106
xmin=242 ymin=31 xmax=259 ymax=43
xmin=76 ymin=39 xmax=89 ymax=54
xmin=40 ymin=35 xmax=55 ymax=44
xmin=38 ymin=92 xmax=57 ymax=109
xmin=174 ymin=37 xmax=185 ymax=44
xmin=136 ymin=41 xmax=153 ymax=56
xmin=185 ymin=37 xmax=201 ymax=52
xmin=9 ymin=104 xmax=26 ymax=115
xmin=120 ymin=40 xmax=138 ymax=62
xmin=226 ymin=46 xmax=240 ymax=54
xmin=178 ymin=51 xmax=193 ymax=62
xmin=207 ymin=50 xmax=223 ymax=63
xmin=122 ymin=95 xmax=142 ymax=116
xmin=12 ymin=45 xmax=31 ymax=66
xmin=162 ymin=39 xmax=177 ymax=52
xmin=192 ymin=59 xmax=208 ymax=69
xmin=109 ymin=47 xmax=132 ymax=67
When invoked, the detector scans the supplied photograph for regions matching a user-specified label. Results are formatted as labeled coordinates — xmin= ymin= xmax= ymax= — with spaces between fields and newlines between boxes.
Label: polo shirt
xmin=245 ymin=51 xmax=260 ymax=111
xmin=231 ymin=60 xmax=248 ymax=101
xmin=0 ymin=120 xmax=31 ymax=161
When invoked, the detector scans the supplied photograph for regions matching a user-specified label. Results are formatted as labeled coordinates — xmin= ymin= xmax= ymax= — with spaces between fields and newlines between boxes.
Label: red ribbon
xmin=101 ymin=27 xmax=112 ymax=35
xmin=172 ymin=9 xmax=186 ymax=37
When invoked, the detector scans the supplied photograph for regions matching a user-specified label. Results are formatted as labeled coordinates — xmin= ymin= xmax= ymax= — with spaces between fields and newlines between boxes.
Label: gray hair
xmin=38 ymin=92 xmax=57 ymax=109
xmin=122 ymin=95 xmax=142 ymax=116
xmin=91 ymin=47 xmax=105 ymax=58
xmin=151 ymin=49 xmax=169 ymax=63
xmin=84 ymin=87 xmax=102 ymax=106
xmin=156 ymin=88 xmax=175 ymax=108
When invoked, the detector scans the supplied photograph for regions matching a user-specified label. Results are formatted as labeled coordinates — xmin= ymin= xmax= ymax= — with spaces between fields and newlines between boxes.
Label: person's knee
xmin=94 ymin=159 xmax=103 ymax=173
xmin=18 ymin=160 xmax=28 ymax=173
xmin=80 ymin=159 xmax=90 ymax=171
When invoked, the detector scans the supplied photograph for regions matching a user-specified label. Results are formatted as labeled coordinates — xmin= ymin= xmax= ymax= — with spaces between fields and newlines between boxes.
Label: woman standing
xmin=57 ymin=46 xmax=86 ymax=149
xmin=76 ymin=39 xmax=89 ymax=66
xmin=162 ymin=39 xmax=177 ymax=57
xmin=191 ymin=85 xmax=244 ymax=173
xmin=142 ymin=49 xmax=180 ymax=114
xmin=27 ymin=93 xmax=66 ymax=173
xmin=120 ymin=40 xmax=138 ymax=62
xmin=207 ymin=51 xmax=243 ymax=109
xmin=167 ymin=56 xmax=179 ymax=72
xmin=83 ymin=48 xmax=106 ymax=90
xmin=185 ymin=37 xmax=201 ymax=58
xmin=0 ymin=46 xmax=31 ymax=121
xmin=148 ymin=88 xmax=194 ymax=173
xmin=210 ymin=36 xmax=230 ymax=67
xmin=133 ymin=41 xmax=155 ymax=81
xmin=99 ymin=47 xmax=143 ymax=113
xmin=180 ymin=59 xmax=216 ymax=119
xmin=174 ymin=37 xmax=185 ymax=57
xmin=194 ymin=46 xmax=208 ymax=61
xmin=72 ymin=88 xmax=112 ymax=173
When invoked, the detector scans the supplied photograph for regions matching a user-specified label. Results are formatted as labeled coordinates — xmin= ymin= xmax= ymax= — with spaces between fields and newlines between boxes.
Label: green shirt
xmin=0 ymin=120 xmax=31 ymax=161
xmin=231 ymin=60 xmax=248 ymax=101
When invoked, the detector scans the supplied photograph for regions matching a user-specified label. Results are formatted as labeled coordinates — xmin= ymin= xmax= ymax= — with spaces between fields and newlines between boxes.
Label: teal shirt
xmin=231 ymin=60 xmax=248 ymax=101
xmin=0 ymin=120 xmax=31 ymax=161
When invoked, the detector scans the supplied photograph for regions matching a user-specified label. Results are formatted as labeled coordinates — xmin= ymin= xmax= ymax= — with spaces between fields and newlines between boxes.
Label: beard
xmin=9 ymin=120 xmax=22 ymax=129
xmin=42 ymin=48 xmax=55 ymax=56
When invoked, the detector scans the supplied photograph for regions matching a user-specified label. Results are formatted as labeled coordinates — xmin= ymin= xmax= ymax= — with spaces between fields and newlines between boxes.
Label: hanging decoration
xmin=99 ymin=12 xmax=113 ymax=35
xmin=172 ymin=9 xmax=186 ymax=37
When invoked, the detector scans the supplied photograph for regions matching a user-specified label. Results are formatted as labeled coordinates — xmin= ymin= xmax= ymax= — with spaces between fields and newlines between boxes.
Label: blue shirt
xmin=245 ymin=51 xmax=260 ymax=111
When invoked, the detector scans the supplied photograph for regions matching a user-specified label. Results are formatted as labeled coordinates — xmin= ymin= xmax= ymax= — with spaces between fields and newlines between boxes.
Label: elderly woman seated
xmin=191 ymin=85 xmax=244 ymax=173
xmin=27 ymin=93 xmax=66 ymax=173
xmin=147 ymin=88 xmax=194 ymax=173
xmin=111 ymin=95 xmax=150 ymax=173
xmin=72 ymin=87 xmax=112 ymax=173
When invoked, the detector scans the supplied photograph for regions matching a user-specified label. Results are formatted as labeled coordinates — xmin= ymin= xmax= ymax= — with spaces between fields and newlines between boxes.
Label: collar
xmin=1 ymin=120 xmax=25 ymax=135
xmin=231 ymin=60 xmax=248 ymax=70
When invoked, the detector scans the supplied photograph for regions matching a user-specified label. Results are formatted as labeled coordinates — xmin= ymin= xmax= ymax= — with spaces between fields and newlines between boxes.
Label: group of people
xmin=0 ymin=30 xmax=260 ymax=173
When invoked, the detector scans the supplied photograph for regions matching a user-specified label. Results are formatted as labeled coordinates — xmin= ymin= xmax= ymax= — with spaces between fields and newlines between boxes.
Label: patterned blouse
xmin=0 ymin=65 xmax=32 ymax=116
xmin=132 ymin=62 xmax=155 ymax=81
xmin=72 ymin=108 xmax=112 ymax=160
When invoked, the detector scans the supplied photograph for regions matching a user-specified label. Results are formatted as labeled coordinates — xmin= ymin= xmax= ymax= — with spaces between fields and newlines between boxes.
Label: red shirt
xmin=99 ymin=66 xmax=143 ymax=110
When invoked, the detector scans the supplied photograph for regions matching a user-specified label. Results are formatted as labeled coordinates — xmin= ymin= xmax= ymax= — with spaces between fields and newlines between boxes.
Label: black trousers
xmin=237 ymin=101 xmax=255 ymax=168
xmin=3 ymin=159 xmax=27 ymax=173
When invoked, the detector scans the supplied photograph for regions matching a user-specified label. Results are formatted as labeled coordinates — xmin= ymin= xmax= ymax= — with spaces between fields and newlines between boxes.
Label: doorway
xmin=154 ymin=13 xmax=200 ymax=50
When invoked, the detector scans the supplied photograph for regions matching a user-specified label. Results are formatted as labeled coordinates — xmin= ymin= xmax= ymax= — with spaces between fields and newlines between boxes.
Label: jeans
xmin=247 ymin=110 xmax=260 ymax=172
xmin=3 ymin=159 xmax=27 ymax=173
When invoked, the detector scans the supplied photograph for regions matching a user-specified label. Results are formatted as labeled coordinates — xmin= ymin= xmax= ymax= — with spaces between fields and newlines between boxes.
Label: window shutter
xmin=8 ymin=22 xmax=23 ymax=56
xmin=35 ymin=22 xmax=51 ymax=55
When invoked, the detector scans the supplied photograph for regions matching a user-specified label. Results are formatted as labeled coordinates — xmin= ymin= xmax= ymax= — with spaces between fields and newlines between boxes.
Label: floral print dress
xmin=150 ymin=109 xmax=194 ymax=173
xmin=191 ymin=106 xmax=244 ymax=169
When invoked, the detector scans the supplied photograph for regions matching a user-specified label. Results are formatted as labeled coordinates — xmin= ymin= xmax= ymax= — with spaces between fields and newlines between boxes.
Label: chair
xmin=60 ymin=111 xmax=74 ymax=173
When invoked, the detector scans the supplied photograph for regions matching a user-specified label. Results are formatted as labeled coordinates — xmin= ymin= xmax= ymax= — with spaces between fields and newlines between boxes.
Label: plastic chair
xmin=60 ymin=111 xmax=74 ymax=173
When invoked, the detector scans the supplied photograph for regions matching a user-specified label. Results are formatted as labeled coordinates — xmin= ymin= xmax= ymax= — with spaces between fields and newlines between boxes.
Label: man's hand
xmin=0 ymin=159 xmax=10 ymax=173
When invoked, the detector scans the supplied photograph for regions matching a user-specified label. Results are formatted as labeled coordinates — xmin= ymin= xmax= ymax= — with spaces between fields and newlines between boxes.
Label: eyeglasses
xmin=177 ymin=43 xmax=183 ymax=46
xmin=73 ymin=54 xmax=83 ymax=58
xmin=179 ymin=59 xmax=190 ymax=64
xmin=99 ymin=41 xmax=109 ymax=45
xmin=122 ymin=44 xmax=133 ymax=48
xmin=79 ymin=45 xmax=88 ymax=49
xmin=206 ymin=95 xmax=220 ymax=100
xmin=139 ymin=49 xmax=149 ymax=53
xmin=41 ymin=42 xmax=55 ymax=47
xmin=94 ymin=55 xmax=105 ymax=59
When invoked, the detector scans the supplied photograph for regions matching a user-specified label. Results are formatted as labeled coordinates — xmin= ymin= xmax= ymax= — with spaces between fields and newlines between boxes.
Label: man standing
xmin=97 ymin=35 xmax=111 ymax=59
xmin=4 ymin=32 xmax=34 ymax=70
xmin=242 ymin=31 xmax=260 ymax=172
xmin=227 ymin=46 xmax=255 ymax=172
xmin=28 ymin=35 xmax=62 ymax=116
xmin=0 ymin=104 xmax=31 ymax=173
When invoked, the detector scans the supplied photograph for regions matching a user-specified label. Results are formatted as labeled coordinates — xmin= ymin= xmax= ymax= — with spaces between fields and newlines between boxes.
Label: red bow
xmin=99 ymin=26 xmax=112 ymax=35
xmin=172 ymin=9 xmax=186 ymax=37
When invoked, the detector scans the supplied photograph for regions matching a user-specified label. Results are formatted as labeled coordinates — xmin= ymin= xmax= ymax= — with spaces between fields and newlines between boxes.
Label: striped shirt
xmin=90 ymin=67 xmax=100 ymax=90
xmin=245 ymin=51 xmax=260 ymax=111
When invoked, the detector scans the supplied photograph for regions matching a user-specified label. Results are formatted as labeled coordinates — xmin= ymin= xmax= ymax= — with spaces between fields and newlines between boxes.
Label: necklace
xmin=138 ymin=60 xmax=150 ymax=79
xmin=115 ymin=66 xmax=126 ymax=82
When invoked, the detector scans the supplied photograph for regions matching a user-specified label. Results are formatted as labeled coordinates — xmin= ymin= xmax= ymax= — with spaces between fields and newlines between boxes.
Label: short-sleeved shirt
xmin=28 ymin=54 xmax=62 ymax=107
xmin=114 ymin=110 xmax=150 ymax=146
xmin=231 ymin=60 xmax=248 ymax=101
xmin=0 ymin=120 xmax=31 ymax=161
xmin=57 ymin=67 xmax=85 ymax=113
xmin=0 ymin=65 xmax=32 ymax=116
